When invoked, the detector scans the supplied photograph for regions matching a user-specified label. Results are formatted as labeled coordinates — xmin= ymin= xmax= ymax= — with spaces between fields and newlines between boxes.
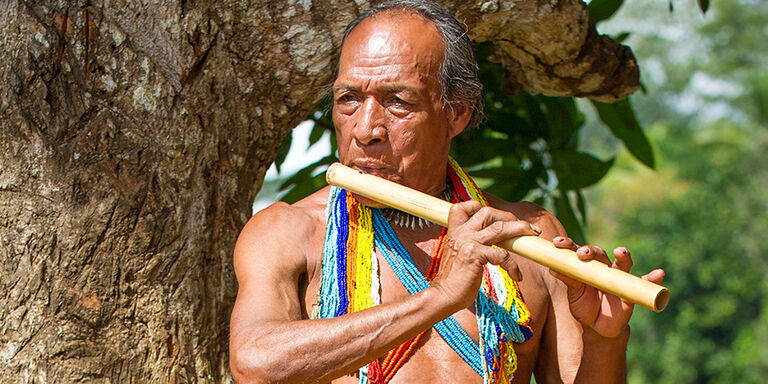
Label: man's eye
xmin=391 ymin=97 xmax=408 ymax=105
xmin=336 ymin=94 xmax=357 ymax=103
xmin=334 ymin=94 xmax=359 ymax=115
xmin=387 ymin=97 xmax=412 ymax=114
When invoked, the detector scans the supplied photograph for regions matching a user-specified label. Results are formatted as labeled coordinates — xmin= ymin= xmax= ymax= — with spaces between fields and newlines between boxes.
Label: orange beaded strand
xmin=368 ymin=227 xmax=448 ymax=384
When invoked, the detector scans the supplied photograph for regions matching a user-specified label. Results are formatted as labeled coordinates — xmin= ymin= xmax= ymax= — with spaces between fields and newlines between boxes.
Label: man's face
xmin=332 ymin=12 xmax=471 ymax=196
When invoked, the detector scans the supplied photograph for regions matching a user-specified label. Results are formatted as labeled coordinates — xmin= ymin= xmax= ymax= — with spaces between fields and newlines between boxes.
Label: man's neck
xmin=381 ymin=185 xmax=452 ymax=230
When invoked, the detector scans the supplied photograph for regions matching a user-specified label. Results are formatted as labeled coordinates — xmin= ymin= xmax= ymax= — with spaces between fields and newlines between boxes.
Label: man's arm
xmin=229 ymin=197 xmax=541 ymax=383
xmin=522 ymin=204 xmax=663 ymax=383
xmin=230 ymin=200 xmax=444 ymax=382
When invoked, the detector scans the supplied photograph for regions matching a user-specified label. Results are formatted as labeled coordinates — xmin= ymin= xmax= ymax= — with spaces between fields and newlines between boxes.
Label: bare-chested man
xmin=230 ymin=1 xmax=664 ymax=383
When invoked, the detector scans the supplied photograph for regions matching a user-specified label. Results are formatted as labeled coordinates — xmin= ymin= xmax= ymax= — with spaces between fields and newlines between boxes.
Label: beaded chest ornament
xmin=314 ymin=158 xmax=533 ymax=383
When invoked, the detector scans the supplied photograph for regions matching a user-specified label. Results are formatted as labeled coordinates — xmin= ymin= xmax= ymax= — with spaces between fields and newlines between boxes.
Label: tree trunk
xmin=0 ymin=0 xmax=638 ymax=382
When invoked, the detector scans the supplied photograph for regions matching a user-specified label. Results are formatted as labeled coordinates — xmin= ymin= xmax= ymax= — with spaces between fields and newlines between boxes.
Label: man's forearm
xmin=574 ymin=326 xmax=630 ymax=384
xmin=230 ymin=287 xmax=452 ymax=384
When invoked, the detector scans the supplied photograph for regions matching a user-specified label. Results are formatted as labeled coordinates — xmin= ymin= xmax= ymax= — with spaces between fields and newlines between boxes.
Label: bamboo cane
xmin=326 ymin=162 xmax=669 ymax=312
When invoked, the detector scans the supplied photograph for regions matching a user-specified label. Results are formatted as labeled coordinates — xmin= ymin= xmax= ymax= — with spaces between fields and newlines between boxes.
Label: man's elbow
xmin=230 ymin=346 xmax=281 ymax=384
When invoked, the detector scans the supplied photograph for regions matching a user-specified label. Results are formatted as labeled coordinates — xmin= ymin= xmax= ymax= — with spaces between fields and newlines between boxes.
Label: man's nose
xmin=354 ymin=97 xmax=387 ymax=146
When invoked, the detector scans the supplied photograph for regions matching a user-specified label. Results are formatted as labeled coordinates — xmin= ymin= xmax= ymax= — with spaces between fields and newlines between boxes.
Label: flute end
xmin=653 ymin=288 xmax=670 ymax=312
xmin=326 ymin=162 xmax=342 ymax=185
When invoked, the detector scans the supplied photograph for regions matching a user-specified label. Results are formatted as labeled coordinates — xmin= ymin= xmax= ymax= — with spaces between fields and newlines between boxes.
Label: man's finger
xmin=463 ymin=206 xmax=518 ymax=231
xmin=611 ymin=247 xmax=633 ymax=272
xmin=447 ymin=200 xmax=482 ymax=227
xmin=485 ymin=247 xmax=522 ymax=281
xmin=550 ymin=269 xmax=587 ymax=303
xmin=576 ymin=245 xmax=611 ymax=266
xmin=549 ymin=270 xmax=581 ymax=291
xmin=642 ymin=268 xmax=665 ymax=284
xmin=553 ymin=236 xmax=578 ymax=251
xmin=473 ymin=220 xmax=540 ymax=246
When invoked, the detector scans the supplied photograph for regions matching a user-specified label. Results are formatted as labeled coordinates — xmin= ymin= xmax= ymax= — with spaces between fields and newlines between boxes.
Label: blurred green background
xmin=590 ymin=1 xmax=768 ymax=382
xmin=255 ymin=0 xmax=768 ymax=382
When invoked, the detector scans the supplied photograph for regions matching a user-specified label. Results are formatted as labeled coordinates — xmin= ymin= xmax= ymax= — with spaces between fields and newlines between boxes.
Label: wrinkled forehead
xmin=337 ymin=11 xmax=445 ymax=81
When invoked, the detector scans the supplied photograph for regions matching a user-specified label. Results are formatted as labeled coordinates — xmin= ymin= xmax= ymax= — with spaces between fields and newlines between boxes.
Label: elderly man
xmin=230 ymin=1 xmax=664 ymax=383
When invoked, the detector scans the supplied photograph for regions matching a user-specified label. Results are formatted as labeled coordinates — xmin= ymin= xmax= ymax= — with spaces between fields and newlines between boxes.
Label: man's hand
xmin=430 ymin=201 xmax=541 ymax=312
xmin=550 ymin=236 xmax=665 ymax=338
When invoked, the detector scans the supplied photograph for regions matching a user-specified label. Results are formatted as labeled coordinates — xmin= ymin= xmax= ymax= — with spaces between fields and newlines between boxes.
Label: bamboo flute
xmin=326 ymin=162 xmax=669 ymax=312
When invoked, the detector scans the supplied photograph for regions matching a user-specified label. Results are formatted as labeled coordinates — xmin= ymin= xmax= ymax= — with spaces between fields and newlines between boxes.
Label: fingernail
xmin=532 ymin=224 xmax=542 ymax=234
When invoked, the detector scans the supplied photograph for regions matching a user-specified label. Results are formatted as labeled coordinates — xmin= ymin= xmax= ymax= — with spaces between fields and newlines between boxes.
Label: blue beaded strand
xmin=335 ymin=191 xmax=349 ymax=317
xmin=317 ymin=187 xmax=342 ymax=318
xmin=371 ymin=210 xmax=484 ymax=376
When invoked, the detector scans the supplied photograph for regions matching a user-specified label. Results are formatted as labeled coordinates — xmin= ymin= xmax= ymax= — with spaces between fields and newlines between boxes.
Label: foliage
xmin=588 ymin=0 xmax=627 ymax=25
xmin=273 ymin=104 xmax=340 ymax=205
xmin=585 ymin=0 xmax=768 ymax=382
xmin=618 ymin=123 xmax=768 ymax=383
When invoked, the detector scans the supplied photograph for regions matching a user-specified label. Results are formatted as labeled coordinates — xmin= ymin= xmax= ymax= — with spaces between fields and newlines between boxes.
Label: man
xmin=230 ymin=1 xmax=664 ymax=383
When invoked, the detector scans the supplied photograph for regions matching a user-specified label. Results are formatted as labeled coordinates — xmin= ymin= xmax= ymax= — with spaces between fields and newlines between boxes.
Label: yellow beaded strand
xmin=354 ymin=203 xmax=376 ymax=312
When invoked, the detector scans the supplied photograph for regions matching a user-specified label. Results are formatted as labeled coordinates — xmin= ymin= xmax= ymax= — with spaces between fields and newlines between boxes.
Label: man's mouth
xmin=348 ymin=160 xmax=404 ymax=185
xmin=350 ymin=162 xmax=388 ymax=176
xmin=354 ymin=166 xmax=382 ymax=175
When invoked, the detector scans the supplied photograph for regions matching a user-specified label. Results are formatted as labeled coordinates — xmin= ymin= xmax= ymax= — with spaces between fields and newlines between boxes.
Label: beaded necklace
xmin=314 ymin=158 xmax=533 ymax=383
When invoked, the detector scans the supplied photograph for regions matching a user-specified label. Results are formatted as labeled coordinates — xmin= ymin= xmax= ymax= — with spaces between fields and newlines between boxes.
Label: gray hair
xmin=333 ymin=0 xmax=484 ymax=129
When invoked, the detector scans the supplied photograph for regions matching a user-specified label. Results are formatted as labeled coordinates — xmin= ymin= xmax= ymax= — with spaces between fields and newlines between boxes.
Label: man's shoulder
xmin=235 ymin=187 xmax=330 ymax=262
xmin=254 ymin=187 xmax=329 ymax=229
xmin=485 ymin=194 xmax=554 ymax=224
xmin=484 ymin=193 xmax=567 ymax=243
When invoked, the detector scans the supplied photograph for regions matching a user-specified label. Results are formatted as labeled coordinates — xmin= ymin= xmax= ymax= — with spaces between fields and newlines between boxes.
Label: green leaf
xmin=612 ymin=31 xmax=631 ymax=43
xmin=576 ymin=190 xmax=588 ymax=226
xmin=592 ymin=99 xmax=655 ymax=169
xmin=476 ymin=42 xmax=506 ymax=98
xmin=554 ymin=192 xmax=586 ymax=245
xmin=752 ymin=75 xmax=768 ymax=125
xmin=519 ymin=92 xmax=549 ymax=138
xmin=308 ymin=122 xmax=326 ymax=147
xmin=484 ymin=109 xmax=537 ymax=142
xmin=697 ymin=0 xmax=709 ymax=14
xmin=278 ymin=155 xmax=337 ymax=190
xmin=474 ymin=41 xmax=495 ymax=62
xmin=538 ymin=96 xmax=584 ymax=149
xmin=469 ymin=164 xmax=523 ymax=180
xmin=273 ymin=130 xmax=292 ymax=174
xmin=588 ymin=0 xmax=625 ymax=25
xmin=330 ymin=130 xmax=338 ymax=157
xmin=281 ymin=171 xmax=328 ymax=204
xmin=551 ymin=151 xmax=614 ymax=190
xmin=485 ymin=161 xmax=543 ymax=202
xmin=451 ymin=137 xmax=511 ymax=167
xmin=478 ymin=63 xmax=505 ymax=97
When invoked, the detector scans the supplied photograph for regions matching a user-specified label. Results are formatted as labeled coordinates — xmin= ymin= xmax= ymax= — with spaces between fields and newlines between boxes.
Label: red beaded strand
xmin=368 ymin=226 xmax=449 ymax=384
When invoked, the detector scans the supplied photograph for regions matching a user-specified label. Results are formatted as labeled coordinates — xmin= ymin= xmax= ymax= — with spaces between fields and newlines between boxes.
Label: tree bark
xmin=0 ymin=0 xmax=638 ymax=382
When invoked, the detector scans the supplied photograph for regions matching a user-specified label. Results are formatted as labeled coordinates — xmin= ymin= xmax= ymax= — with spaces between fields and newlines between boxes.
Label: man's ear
xmin=447 ymin=102 xmax=474 ymax=139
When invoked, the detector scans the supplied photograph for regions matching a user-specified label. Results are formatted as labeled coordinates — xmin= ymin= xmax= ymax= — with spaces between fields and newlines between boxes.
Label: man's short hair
xmin=333 ymin=0 xmax=484 ymax=130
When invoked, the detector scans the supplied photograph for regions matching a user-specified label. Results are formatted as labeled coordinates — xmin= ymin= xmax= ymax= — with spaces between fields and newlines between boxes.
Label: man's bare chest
xmin=301 ymin=238 xmax=545 ymax=382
